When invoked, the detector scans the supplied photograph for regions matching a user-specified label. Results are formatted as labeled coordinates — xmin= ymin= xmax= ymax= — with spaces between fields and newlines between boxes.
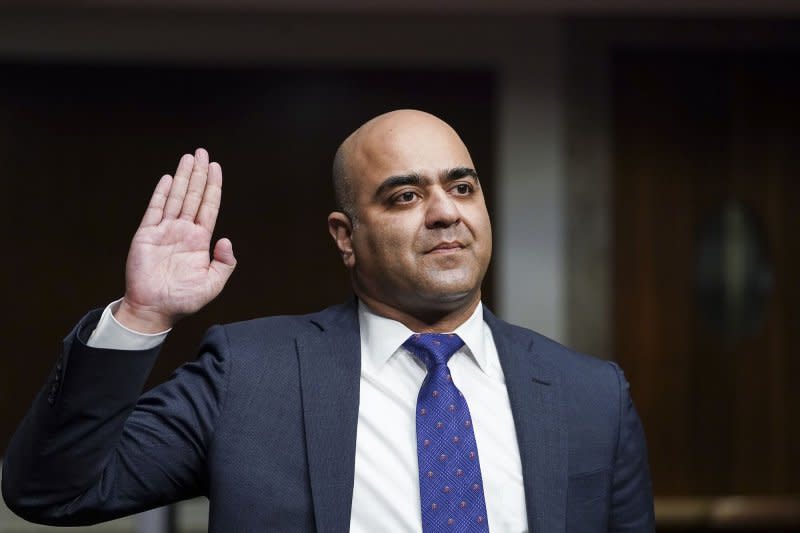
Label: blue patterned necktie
xmin=403 ymin=333 xmax=490 ymax=532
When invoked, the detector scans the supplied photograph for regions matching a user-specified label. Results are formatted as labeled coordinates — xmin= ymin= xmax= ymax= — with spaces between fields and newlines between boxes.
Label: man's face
xmin=332 ymin=111 xmax=492 ymax=319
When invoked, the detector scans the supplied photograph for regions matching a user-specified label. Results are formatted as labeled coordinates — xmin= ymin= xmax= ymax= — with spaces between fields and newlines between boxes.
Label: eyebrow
xmin=374 ymin=167 xmax=480 ymax=199
xmin=446 ymin=167 xmax=479 ymax=182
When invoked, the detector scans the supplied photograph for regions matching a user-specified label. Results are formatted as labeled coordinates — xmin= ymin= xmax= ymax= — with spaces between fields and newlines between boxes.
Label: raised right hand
xmin=114 ymin=148 xmax=237 ymax=333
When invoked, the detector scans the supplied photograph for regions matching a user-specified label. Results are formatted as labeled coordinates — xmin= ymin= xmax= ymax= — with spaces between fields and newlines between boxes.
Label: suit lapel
xmin=485 ymin=309 xmax=567 ymax=533
xmin=296 ymin=301 xmax=361 ymax=533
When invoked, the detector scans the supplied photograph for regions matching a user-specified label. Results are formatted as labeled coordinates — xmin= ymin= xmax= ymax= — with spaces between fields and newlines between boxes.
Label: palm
xmin=127 ymin=220 xmax=219 ymax=314
xmin=120 ymin=149 xmax=236 ymax=331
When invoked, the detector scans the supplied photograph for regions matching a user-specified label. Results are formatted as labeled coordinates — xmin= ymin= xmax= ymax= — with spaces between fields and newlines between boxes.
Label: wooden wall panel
xmin=613 ymin=50 xmax=799 ymax=498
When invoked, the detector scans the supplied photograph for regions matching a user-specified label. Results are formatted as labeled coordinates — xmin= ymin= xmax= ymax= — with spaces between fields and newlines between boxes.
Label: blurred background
xmin=0 ymin=1 xmax=798 ymax=531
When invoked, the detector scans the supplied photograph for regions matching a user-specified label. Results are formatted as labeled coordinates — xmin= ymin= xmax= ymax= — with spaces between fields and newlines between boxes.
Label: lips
xmin=427 ymin=241 xmax=465 ymax=253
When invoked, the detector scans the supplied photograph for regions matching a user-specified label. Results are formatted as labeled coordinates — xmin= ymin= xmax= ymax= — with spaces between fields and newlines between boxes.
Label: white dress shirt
xmin=88 ymin=299 xmax=529 ymax=532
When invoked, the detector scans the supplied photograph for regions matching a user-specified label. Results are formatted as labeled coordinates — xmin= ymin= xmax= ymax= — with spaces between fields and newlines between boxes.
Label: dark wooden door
xmin=613 ymin=50 xmax=799 ymax=498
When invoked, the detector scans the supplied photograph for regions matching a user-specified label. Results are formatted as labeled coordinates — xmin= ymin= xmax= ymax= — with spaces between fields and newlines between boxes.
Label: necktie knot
xmin=402 ymin=333 xmax=464 ymax=371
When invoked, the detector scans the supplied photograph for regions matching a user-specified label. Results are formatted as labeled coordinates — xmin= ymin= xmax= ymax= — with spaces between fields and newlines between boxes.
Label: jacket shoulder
xmin=490 ymin=317 xmax=627 ymax=423
xmin=204 ymin=300 xmax=355 ymax=360
xmin=490 ymin=316 xmax=620 ymax=382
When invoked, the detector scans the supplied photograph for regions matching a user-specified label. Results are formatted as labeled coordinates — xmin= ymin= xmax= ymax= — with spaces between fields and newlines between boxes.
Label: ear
xmin=327 ymin=211 xmax=355 ymax=268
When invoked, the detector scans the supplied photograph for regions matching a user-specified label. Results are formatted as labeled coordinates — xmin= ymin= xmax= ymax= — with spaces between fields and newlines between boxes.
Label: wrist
xmin=114 ymin=297 xmax=175 ymax=334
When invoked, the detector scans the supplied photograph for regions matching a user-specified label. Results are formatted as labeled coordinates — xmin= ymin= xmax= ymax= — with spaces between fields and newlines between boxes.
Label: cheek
xmin=480 ymin=215 xmax=493 ymax=253
xmin=355 ymin=223 xmax=415 ymax=264
xmin=465 ymin=206 xmax=492 ymax=243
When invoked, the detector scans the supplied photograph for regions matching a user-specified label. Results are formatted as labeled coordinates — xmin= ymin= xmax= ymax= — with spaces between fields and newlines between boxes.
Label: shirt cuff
xmin=87 ymin=298 xmax=171 ymax=350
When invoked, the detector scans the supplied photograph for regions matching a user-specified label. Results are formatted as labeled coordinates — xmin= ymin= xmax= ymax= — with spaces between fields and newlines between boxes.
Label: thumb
xmin=210 ymin=237 xmax=237 ymax=282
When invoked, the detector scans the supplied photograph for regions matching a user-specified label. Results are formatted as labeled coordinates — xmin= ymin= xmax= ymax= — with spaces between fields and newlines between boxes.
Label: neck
xmin=355 ymin=290 xmax=481 ymax=333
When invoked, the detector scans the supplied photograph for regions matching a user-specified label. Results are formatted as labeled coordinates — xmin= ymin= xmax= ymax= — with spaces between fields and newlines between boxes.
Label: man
xmin=2 ymin=110 xmax=654 ymax=531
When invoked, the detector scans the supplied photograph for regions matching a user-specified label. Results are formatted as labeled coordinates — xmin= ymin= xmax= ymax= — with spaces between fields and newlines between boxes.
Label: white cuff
xmin=87 ymin=298 xmax=170 ymax=350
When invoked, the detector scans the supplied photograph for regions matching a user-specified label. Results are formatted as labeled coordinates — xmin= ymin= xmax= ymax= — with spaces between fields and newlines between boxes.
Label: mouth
xmin=426 ymin=241 xmax=465 ymax=254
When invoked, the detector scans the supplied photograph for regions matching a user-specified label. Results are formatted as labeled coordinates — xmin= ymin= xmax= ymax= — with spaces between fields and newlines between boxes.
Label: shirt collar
xmin=357 ymin=299 xmax=488 ymax=374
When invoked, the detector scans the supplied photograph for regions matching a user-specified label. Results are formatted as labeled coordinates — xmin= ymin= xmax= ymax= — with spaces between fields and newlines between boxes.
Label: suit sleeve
xmin=607 ymin=362 xmax=655 ymax=532
xmin=1 ymin=309 xmax=231 ymax=526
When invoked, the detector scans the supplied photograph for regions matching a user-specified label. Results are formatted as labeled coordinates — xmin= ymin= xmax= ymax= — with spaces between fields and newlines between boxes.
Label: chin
xmin=418 ymin=275 xmax=481 ymax=305
xmin=427 ymin=289 xmax=474 ymax=304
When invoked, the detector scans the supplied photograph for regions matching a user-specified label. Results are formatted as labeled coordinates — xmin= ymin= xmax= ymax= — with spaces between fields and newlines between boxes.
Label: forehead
xmin=349 ymin=117 xmax=475 ymax=191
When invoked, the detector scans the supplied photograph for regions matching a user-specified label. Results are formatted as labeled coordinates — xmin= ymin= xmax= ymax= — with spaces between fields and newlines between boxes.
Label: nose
xmin=424 ymin=187 xmax=460 ymax=229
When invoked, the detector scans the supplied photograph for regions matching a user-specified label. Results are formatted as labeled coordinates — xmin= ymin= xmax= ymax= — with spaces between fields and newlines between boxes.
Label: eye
xmin=393 ymin=191 xmax=418 ymax=204
xmin=452 ymin=182 xmax=473 ymax=195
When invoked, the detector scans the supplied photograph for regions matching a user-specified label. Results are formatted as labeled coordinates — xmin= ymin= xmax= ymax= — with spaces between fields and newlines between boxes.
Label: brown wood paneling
xmin=726 ymin=57 xmax=800 ymax=493
xmin=613 ymin=50 xmax=800 ymax=498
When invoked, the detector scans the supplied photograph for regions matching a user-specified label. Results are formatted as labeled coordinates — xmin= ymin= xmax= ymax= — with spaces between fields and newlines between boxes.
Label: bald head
xmin=332 ymin=110 xmax=473 ymax=222
xmin=326 ymin=108 xmax=491 ymax=330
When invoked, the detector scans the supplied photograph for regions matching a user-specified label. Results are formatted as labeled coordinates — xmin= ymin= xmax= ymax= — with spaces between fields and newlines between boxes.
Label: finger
xmin=196 ymin=161 xmax=223 ymax=233
xmin=140 ymin=174 xmax=173 ymax=227
xmin=180 ymin=147 xmax=209 ymax=221
xmin=163 ymin=153 xmax=194 ymax=219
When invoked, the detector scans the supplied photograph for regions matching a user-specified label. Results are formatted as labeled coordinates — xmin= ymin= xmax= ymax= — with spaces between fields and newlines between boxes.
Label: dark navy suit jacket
xmin=2 ymin=300 xmax=654 ymax=532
